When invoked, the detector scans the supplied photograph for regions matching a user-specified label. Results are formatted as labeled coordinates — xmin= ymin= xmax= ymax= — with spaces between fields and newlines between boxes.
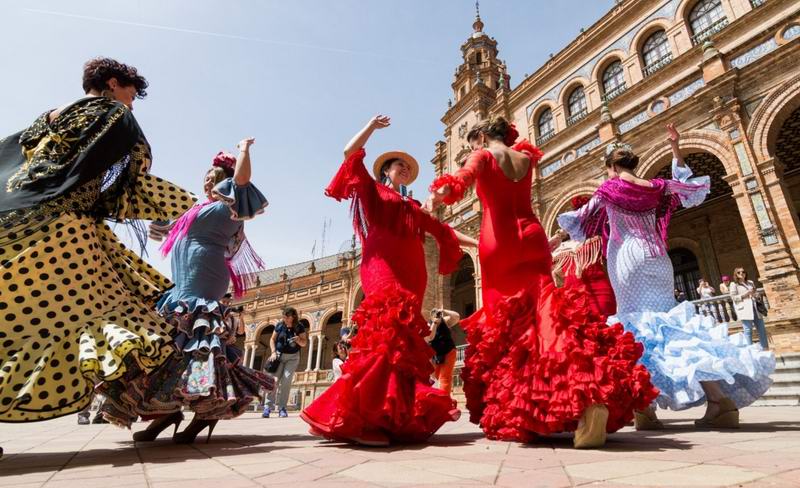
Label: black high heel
xmin=173 ymin=418 xmax=219 ymax=444
xmin=132 ymin=412 xmax=184 ymax=442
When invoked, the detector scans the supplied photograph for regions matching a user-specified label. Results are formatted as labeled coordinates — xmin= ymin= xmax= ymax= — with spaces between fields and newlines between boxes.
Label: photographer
xmin=331 ymin=341 xmax=349 ymax=380
xmin=263 ymin=307 xmax=308 ymax=418
xmin=425 ymin=308 xmax=460 ymax=396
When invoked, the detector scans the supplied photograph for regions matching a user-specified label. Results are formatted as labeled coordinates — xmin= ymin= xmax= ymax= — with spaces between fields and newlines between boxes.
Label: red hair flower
xmin=504 ymin=123 xmax=520 ymax=146
xmin=570 ymin=195 xmax=591 ymax=210
xmin=212 ymin=151 xmax=236 ymax=177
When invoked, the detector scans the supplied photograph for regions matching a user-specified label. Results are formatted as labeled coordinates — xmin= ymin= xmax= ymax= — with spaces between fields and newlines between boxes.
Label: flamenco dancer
xmin=99 ymin=141 xmax=272 ymax=442
xmin=427 ymin=117 xmax=657 ymax=448
xmin=0 ymin=58 xmax=195 ymax=457
xmin=558 ymin=124 xmax=775 ymax=429
xmin=550 ymin=196 xmax=617 ymax=317
xmin=300 ymin=115 xmax=477 ymax=446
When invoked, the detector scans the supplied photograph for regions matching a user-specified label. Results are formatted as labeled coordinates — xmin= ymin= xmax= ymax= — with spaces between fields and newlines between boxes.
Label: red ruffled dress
xmin=430 ymin=141 xmax=657 ymax=442
xmin=300 ymin=148 xmax=463 ymax=443
xmin=552 ymin=236 xmax=617 ymax=318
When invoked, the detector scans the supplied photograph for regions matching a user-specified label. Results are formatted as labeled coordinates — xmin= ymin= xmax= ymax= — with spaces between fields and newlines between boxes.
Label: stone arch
xmin=558 ymin=78 xmax=591 ymax=110
xmin=348 ymin=282 xmax=364 ymax=320
xmin=675 ymin=0 xmax=736 ymax=33
xmin=748 ymin=73 xmax=800 ymax=161
xmin=592 ymin=50 xmax=629 ymax=87
xmin=299 ymin=313 xmax=316 ymax=331
xmin=318 ymin=307 xmax=343 ymax=331
xmin=638 ymin=129 xmax=737 ymax=179
xmin=667 ymin=236 xmax=717 ymax=290
xmin=253 ymin=319 xmax=278 ymax=341
xmin=628 ymin=19 xmax=673 ymax=59
xmin=529 ymin=101 xmax=557 ymax=136
xmin=542 ymin=182 xmax=602 ymax=237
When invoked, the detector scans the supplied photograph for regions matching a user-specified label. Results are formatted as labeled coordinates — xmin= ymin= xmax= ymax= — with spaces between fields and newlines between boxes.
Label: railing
xmin=537 ymin=130 xmax=556 ymax=145
xmin=691 ymin=18 xmax=730 ymax=45
xmin=691 ymin=288 xmax=768 ymax=323
xmin=455 ymin=344 xmax=467 ymax=366
xmin=602 ymin=83 xmax=628 ymax=102
xmin=750 ymin=0 xmax=766 ymax=8
xmin=566 ymin=109 xmax=588 ymax=127
xmin=642 ymin=53 xmax=673 ymax=78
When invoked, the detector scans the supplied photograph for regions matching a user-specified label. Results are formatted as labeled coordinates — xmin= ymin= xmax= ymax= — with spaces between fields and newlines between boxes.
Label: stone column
xmin=306 ymin=334 xmax=315 ymax=371
xmin=314 ymin=334 xmax=324 ymax=370
xmin=242 ymin=345 xmax=250 ymax=367
xmin=248 ymin=345 xmax=256 ymax=369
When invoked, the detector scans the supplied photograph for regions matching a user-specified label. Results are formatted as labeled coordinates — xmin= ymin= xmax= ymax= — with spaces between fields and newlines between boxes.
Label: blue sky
xmin=1 ymin=1 xmax=613 ymax=277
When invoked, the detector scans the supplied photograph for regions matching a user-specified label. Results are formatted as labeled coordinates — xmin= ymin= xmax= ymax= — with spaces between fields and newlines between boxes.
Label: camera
xmin=229 ymin=305 xmax=244 ymax=313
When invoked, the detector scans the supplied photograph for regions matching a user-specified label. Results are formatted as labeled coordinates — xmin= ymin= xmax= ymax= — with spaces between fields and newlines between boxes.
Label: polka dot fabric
xmin=0 ymin=174 xmax=195 ymax=422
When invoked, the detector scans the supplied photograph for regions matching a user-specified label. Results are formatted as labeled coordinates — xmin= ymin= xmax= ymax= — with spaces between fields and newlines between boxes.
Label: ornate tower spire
xmin=473 ymin=0 xmax=484 ymax=33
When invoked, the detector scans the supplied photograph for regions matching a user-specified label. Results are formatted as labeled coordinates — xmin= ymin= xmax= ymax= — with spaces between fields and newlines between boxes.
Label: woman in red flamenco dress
xmin=301 ymin=115 xmax=477 ymax=446
xmin=427 ymin=118 xmax=657 ymax=448
xmin=551 ymin=196 xmax=617 ymax=318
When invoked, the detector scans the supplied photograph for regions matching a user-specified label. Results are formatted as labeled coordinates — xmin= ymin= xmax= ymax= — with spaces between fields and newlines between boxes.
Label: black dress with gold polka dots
xmin=0 ymin=96 xmax=196 ymax=422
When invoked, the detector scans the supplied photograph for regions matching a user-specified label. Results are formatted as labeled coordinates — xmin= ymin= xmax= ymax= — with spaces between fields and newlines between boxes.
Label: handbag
xmin=266 ymin=352 xmax=282 ymax=373
xmin=755 ymin=296 xmax=769 ymax=317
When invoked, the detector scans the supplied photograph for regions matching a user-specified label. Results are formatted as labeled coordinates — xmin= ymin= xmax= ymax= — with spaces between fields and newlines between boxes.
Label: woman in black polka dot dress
xmin=0 ymin=57 xmax=195 ymax=439
xmin=98 ymin=141 xmax=273 ymax=443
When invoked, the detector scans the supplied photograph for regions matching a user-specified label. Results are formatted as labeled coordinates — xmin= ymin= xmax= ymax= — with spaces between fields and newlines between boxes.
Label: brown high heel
xmin=132 ymin=412 xmax=184 ymax=442
xmin=694 ymin=398 xmax=739 ymax=429
xmin=173 ymin=418 xmax=219 ymax=444
xmin=574 ymin=404 xmax=609 ymax=449
xmin=634 ymin=409 xmax=664 ymax=431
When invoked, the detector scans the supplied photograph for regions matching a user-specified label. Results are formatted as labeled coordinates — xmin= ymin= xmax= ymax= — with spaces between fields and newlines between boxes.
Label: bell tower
xmin=452 ymin=1 xmax=508 ymax=103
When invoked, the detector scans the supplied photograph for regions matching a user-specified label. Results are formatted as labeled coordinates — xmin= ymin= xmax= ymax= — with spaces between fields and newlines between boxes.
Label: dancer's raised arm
xmin=344 ymin=115 xmax=390 ymax=158
xmin=666 ymin=123 xmax=684 ymax=168
xmin=234 ymin=137 xmax=255 ymax=186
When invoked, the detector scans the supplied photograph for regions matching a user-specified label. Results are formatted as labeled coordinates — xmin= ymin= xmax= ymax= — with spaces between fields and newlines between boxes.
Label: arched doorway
xmin=296 ymin=318 xmax=311 ymax=370
xmin=254 ymin=323 xmax=276 ymax=371
xmin=669 ymin=248 xmax=700 ymax=301
xmin=449 ymin=255 xmax=476 ymax=348
xmin=321 ymin=312 xmax=343 ymax=370
xmin=654 ymin=152 xmax=758 ymax=291
xmin=775 ymin=105 xmax=800 ymax=223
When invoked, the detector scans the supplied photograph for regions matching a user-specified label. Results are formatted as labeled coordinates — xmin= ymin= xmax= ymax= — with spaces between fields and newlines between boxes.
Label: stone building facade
xmin=431 ymin=0 xmax=800 ymax=354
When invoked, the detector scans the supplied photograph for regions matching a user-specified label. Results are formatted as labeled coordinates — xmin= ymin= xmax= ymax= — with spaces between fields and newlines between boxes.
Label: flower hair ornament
xmin=605 ymin=141 xmax=633 ymax=156
xmin=212 ymin=151 xmax=236 ymax=177
xmin=570 ymin=195 xmax=591 ymax=210
xmin=504 ymin=123 xmax=520 ymax=146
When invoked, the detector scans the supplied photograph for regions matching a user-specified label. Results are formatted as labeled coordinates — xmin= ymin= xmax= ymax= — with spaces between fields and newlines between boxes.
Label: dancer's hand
xmin=666 ymin=123 xmax=680 ymax=145
xmin=369 ymin=114 xmax=391 ymax=130
xmin=237 ymin=137 xmax=255 ymax=152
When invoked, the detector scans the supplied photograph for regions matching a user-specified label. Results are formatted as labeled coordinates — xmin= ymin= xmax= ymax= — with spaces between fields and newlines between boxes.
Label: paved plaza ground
xmin=1 ymin=406 xmax=799 ymax=488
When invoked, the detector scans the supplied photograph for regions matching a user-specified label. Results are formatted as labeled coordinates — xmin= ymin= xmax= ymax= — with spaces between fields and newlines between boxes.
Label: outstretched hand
xmin=666 ymin=123 xmax=680 ymax=145
xmin=238 ymin=137 xmax=256 ymax=152
xmin=370 ymin=114 xmax=391 ymax=130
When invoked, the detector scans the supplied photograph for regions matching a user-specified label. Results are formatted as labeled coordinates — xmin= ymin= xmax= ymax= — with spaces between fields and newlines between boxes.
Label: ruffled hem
xmin=212 ymin=177 xmax=269 ymax=221
xmin=301 ymin=283 xmax=458 ymax=444
xmin=97 ymin=301 xmax=273 ymax=427
xmin=462 ymin=278 xmax=658 ymax=441
xmin=511 ymin=139 xmax=543 ymax=166
xmin=612 ymin=300 xmax=776 ymax=411
xmin=429 ymin=173 xmax=467 ymax=206
xmin=325 ymin=148 xmax=370 ymax=202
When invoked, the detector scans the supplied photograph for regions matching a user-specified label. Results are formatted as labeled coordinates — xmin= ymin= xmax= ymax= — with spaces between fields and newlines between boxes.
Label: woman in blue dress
xmin=558 ymin=124 xmax=775 ymax=430
xmin=99 ymin=138 xmax=273 ymax=443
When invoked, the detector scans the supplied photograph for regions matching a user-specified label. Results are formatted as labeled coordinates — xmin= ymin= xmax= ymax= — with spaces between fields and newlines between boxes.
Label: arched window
xmin=537 ymin=109 xmax=554 ymax=142
xmin=602 ymin=60 xmax=626 ymax=100
xmin=689 ymin=0 xmax=727 ymax=43
xmin=641 ymin=30 xmax=671 ymax=76
xmin=567 ymin=86 xmax=587 ymax=126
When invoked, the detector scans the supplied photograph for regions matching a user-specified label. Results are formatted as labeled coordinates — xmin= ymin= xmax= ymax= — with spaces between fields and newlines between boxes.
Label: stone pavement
xmin=1 ymin=406 xmax=799 ymax=488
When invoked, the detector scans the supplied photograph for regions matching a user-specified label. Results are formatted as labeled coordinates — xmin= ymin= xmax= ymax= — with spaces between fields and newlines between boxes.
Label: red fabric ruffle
xmin=461 ymin=278 xmax=657 ymax=442
xmin=301 ymin=284 xmax=458 ymax=444
xmin=511 ymin=140 xmax=544 ymax=166
xmin=437 ymin=224 xmax=463 ymax=275
xmin=429 ymin=173 xmax=467 ymax=206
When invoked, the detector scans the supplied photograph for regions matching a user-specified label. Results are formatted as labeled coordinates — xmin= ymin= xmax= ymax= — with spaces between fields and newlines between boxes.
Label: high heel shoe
xmin=574 ymin=404 xmax=609 ymax=449
xmin=694 ymin=398 xmax=739 ymax=429
xmin=173 ymin=418 xmax=219 ymax=444
xmin=634 ymin=409 xmax=664 ymax=431
xmin=132 ymin=412 xmax=184 ymax=442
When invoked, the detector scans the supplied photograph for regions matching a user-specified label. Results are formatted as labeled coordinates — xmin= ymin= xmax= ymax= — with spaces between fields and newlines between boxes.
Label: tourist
xmin=425 ymin=308 xmax=460 ymax=396
xmin=301 ymin=114 xmax=477 ymax=446
xmin=428 ymin=116 xmax=656 ymax=448
xmin=697 ymin=278 xmax=717 ymax=321
xmin=263 ymin=307 xmax=308 ymax=418
xmin=730 ymin=268 xmax=769 ymax=349
xmin=331 ymin=341 xmax=349 ymax=380
xmin=0 ymin=58 xmax=196 ymax=459
xmin=719 ymin=275 xmax=732 ymax=294
xmin=558 ymin=123 xmax=775 ymax=430
xmin=99 ymin=141 xmax=273 ymax=443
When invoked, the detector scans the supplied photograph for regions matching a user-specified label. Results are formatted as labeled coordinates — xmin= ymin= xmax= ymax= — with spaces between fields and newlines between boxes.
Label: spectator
xmin=719 ymin=275 xmax=732 ymax=294
xmin=674 ymin=288 xmax=686 ymax=303
xmin=332 ymin=341 xmax=349 ymax=380
xmin=696 ymin=278 xmax=717 ymax=321
xmin=425 ymin=308 xmax=460 ymax=396
xmin=729 ymin=268 xmax=769 ymax=349
xmin=263 ymin=307 xmax=308 ymax=418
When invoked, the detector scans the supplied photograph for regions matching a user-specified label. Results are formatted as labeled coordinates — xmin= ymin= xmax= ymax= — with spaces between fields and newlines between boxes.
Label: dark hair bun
xmin=82 ymin=57 xmax=148 ymax=98
xmin=605 ymin=148 xmax=639 ymax=171
xmin=482 ymin=116 xmax=510 ymax=141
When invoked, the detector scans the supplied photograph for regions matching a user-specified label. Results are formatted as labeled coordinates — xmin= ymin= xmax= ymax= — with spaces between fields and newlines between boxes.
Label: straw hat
xmin=372 ymin=151 xmax=419 ymax=185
